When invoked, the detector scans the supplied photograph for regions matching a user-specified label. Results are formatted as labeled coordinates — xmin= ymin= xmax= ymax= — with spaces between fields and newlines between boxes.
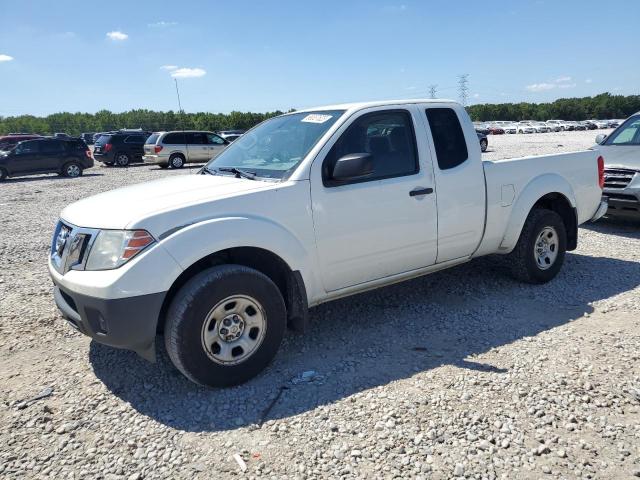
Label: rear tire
xmin=164 ymin=265 xmax=286 ymax=387
xmin=61 ymin=162 xmax=83 ymax=178
xmin=507 ymin=208 xmax=567 ymax=284
xmin=480 ymin=139 xmax=488 ymax=152
xmin=114 ymin=152 xmax=130 ymax=167
xmin=169 ymin=154 xmax=185 ymax=169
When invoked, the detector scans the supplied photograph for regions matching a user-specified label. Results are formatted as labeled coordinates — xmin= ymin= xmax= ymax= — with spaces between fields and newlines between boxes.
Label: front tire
xmin=507 ymin=209 xmax=567 ymax=284
xmin=164 ymin=265 xmax=286 ymax=387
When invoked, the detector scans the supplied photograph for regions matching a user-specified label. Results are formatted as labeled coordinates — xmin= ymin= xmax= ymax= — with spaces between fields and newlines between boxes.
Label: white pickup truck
xmin=49 ymin=100 xmax=607 ymax=387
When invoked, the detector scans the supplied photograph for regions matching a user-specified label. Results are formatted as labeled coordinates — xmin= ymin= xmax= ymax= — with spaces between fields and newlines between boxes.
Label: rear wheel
xmin=164 ymin=265 xmax=286 ymax=387
xmin=480 ymin=139 xmax=488 ymax=152
xmin=169 ymin=154 xmax=185 ymax=169
xmin=61 ymin=162 xmax=83 ymax=178
xmin=507 ymin=209 xmax=567 ymax=284
xmin=114 ymin=152 xmax=130 ymax=167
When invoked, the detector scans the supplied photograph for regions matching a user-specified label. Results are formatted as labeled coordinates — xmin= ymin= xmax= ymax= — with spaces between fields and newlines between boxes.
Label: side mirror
xmin=595 ymin=134 xmax=607 ymax=144
xmin=332 ymin=152 xmax=373 ymax=182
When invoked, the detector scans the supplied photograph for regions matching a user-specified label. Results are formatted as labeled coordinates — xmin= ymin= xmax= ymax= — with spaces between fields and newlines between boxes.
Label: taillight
xmin=154 ymin=145 xmax=163 ymax=154
xmin=104 ymin=143 xmax=113 ymax=153
xmin=597 ymin=156 xmax=605 ymax=189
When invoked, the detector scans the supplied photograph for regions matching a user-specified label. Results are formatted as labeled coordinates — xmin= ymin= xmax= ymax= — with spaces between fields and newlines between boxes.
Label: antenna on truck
xmin=174 ymin=78 xmax=189 ymax=169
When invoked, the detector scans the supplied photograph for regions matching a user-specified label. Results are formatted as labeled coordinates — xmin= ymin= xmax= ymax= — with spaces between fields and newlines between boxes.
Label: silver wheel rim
xmin=116 ymin=154 xmax=128 ymax=166
xmin=171 ymin=157 xmax=183 ymax=168
xmin=201 ymin=295 xmax=267 ymax=365
xmin=67 ymin=164 xmax=80 ymax=177
xmin=535 ymin=226 xmax=559 ymax=270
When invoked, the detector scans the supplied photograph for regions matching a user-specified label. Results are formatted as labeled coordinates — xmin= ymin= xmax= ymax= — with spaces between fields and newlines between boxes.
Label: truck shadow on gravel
xmin=89 ymin=252 xmax=640 ymax=432
xmin=581 ymin=217 xmax=640 ymax=240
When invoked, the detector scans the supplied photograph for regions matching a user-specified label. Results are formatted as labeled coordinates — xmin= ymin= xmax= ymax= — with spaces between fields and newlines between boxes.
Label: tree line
xmin=467 ymin=93 xmax=640 ymax=122
xmin=0 ymin=109 xmax=287 ymax=136
xmin=1 ymin=92 xmax=639 ymax=135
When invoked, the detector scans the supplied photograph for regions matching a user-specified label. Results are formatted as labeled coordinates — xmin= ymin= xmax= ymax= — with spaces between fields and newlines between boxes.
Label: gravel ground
xmin=1 ymin=130 xmax=639 ymax=480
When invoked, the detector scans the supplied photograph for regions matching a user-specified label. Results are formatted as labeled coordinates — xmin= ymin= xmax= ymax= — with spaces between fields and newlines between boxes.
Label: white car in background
xmin=517 ymin=122 xmax=536 ymax=134
xmin=546 ymin=120 xmax=565 ymax=132
xmin=493 ymin=121 xmax=517 ymax=134
xmin=532 ymin=122 xmax=551 ymax=133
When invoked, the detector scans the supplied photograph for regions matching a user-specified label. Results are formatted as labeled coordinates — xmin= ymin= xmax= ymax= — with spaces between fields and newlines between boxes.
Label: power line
xmin=458 ymin=74 xmax=469 ymax=106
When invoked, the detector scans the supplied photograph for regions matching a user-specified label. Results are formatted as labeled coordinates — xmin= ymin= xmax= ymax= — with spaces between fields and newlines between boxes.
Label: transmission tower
xmin=458 ymin=74 xmax=469 ymax=106
xmin=428 ymin=84 xmax=438 ymax=99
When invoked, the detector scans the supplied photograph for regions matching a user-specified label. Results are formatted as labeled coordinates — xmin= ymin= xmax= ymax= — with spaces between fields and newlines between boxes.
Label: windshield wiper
xmin=200 ymin=166 xmax=217 ymax=175
xmin=217 ymin=167 xmax=257 ymax=180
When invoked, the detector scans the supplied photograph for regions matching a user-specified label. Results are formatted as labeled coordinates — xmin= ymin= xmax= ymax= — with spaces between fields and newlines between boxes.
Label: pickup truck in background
xmin=594 ymin=112 xmax=640 ymax=218
xmin=49 ymin=100 xmax=607 ymax=387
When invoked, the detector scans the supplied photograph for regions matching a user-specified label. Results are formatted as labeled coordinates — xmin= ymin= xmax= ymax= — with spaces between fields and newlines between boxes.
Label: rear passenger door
xmin=39 ymin=140 xmax=67 ymax=171
xmin=206 ymin=133 xmax=227 ymax=160
xmin=422 ymin=106 xmax=486 ymax=263
xmin=310 ymin=107 xmax=438 ymax=292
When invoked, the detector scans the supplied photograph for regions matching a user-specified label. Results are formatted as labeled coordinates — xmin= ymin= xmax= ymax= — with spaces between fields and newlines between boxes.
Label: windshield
xmin=204 ymin=110 xmax=345 ymax=180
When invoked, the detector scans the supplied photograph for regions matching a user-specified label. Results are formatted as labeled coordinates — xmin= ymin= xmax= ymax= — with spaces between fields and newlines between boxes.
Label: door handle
xmin=409 ymin=187 xmax=433 ymax=197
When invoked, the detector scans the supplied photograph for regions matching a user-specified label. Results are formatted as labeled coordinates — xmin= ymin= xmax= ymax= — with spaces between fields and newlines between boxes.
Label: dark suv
xmin=93 ymin=131 xmax=151 ymax=166
xmin=0 ymin=138 xmax=93 ymax=180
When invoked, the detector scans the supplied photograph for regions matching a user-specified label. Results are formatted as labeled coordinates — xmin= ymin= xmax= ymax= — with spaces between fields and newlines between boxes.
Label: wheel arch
xmin=157 ymin=246 xmax=309 ymax=335
xmin=500 ymin=174 xmax=577 ymax=252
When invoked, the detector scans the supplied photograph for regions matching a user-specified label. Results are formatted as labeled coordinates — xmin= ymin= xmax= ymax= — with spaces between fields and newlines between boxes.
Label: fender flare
xmin=500 ymin=173 xmax=577 ymax=252
xmin=159 ymin=215 xmax=318 ymax=298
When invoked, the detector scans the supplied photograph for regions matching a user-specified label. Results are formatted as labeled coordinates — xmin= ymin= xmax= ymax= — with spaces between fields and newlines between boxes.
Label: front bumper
xmin=53 ymin=281 xmax=165 ymax=362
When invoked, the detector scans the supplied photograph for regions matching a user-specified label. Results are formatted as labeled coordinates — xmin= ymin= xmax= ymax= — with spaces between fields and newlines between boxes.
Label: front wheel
xmin=169 ymin=154 xmax=185 ymax=169
xmin=480 ymin=139 xmax=488 ymax=152
xmin=507 ymin=209 xmax=567 ymax=284
xmin=164 ymin=265 xmax=286 ymax=387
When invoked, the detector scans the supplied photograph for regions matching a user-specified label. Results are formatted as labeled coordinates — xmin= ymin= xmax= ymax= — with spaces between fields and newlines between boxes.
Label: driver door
xmin=309 ymin=107 xmax=438 ymax=292
xmin=8 ymin=140 xmax=43 ymax=175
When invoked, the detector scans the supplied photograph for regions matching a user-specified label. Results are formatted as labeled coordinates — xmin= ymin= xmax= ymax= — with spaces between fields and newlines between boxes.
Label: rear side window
xmin=40 ymin=140 xmax=65 ymax=153
xmin=145 ymin=134 xmax=160 ymax=145
xmin=207 ymin=133 xmax=226 ymax=145
xmin=426 ymin=108 xmax=469 ymax=170
xmin=96 ymin=135 xmax=111 ymax=144
xmin=163 ymin=132 xmax=186 ymax=144
xmin=186 ymin=132 xmax=207 ymax=145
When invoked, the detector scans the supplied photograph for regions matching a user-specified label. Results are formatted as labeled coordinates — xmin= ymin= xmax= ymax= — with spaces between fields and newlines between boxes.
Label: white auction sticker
xmin=301 ymin=114 xmax=333 ymax=124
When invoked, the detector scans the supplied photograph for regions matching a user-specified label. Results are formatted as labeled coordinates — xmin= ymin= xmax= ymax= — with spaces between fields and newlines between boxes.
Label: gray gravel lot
xmin=1 ymin=129 xmax=639 ymax=479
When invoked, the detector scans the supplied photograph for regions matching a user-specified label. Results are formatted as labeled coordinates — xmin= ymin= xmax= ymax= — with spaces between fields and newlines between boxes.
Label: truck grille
xmin=603 ymin=169 xmax=636 ymax=189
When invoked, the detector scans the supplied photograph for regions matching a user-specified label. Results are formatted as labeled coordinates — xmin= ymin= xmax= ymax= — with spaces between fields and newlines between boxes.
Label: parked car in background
xmin=546 ymin=120 xmax=564 ymax=132
xmin=0 ymin=137 xmax=93 ymax=180
xmin=93 ymin=131 xmax=151 ymax=166
xmin=217 ymin=129 xmax=246 ymax=138
xmin=583 ymin=121 xmax=598 ymax=130
xmin=608 ymin=120 xmax=622 ymax=128
xmin=54 ymin=133 xmax=70 ymax=138
xmin=502 ymin=123 xmax=518 ymax=134
xmin=517 ymin=123 xmax=535 ymax=134
xmin=486 ymin=124 xmax=505 ymax=135
xmin=80 ymin=133 xmax=96 ymax=145
xmin=0 ymin=134 xmax=42 ymax=151
xmin=221 ymin=134 xmax=242 ymax=142
xmin=570 ymin=122 xmax=586 ymax=131
xmin=531 ymin=122 xmax=551 ymax=133
xmin=473 ymin=122 xmax=490 ymax=135
xmin=593 ymin=113 xmax=640 ymax=218
xmin=477 ymin=132 xmax=488 ymax=152
xmin=143 ymin=131 xmax=229 ymax=168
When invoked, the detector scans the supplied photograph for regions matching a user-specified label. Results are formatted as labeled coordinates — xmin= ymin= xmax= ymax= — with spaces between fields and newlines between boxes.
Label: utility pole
xmin=458 ymin=74 xmax=469 ymax=106
xmin=428 ymin=84 xmax=438 ymax=99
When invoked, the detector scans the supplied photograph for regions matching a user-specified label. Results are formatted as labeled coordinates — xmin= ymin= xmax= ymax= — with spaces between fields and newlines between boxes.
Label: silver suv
xmin=143 ymin=131 xmax=228 ymax=168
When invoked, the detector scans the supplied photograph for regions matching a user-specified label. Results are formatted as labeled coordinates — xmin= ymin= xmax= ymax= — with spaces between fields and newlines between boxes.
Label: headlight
xmin=85 ymin=230 xmax=155 ymax=271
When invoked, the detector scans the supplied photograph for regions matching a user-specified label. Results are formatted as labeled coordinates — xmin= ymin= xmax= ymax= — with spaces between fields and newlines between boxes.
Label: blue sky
xmin=0 ymin=0 xmax=638 ymax=116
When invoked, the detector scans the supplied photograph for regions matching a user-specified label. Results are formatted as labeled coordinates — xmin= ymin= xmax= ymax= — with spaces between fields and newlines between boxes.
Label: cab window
xmin=425 ymin=108 xmax=469 ymax=170
xmin=323 ymin=110 xmax=418 ymax=186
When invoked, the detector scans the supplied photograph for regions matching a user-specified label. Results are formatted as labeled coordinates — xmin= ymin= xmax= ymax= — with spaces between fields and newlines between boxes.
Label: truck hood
xmin=592 ymin=145 xmax=640 ymax=171
xmin=61 ymin=173 xmax=274 ymax=230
